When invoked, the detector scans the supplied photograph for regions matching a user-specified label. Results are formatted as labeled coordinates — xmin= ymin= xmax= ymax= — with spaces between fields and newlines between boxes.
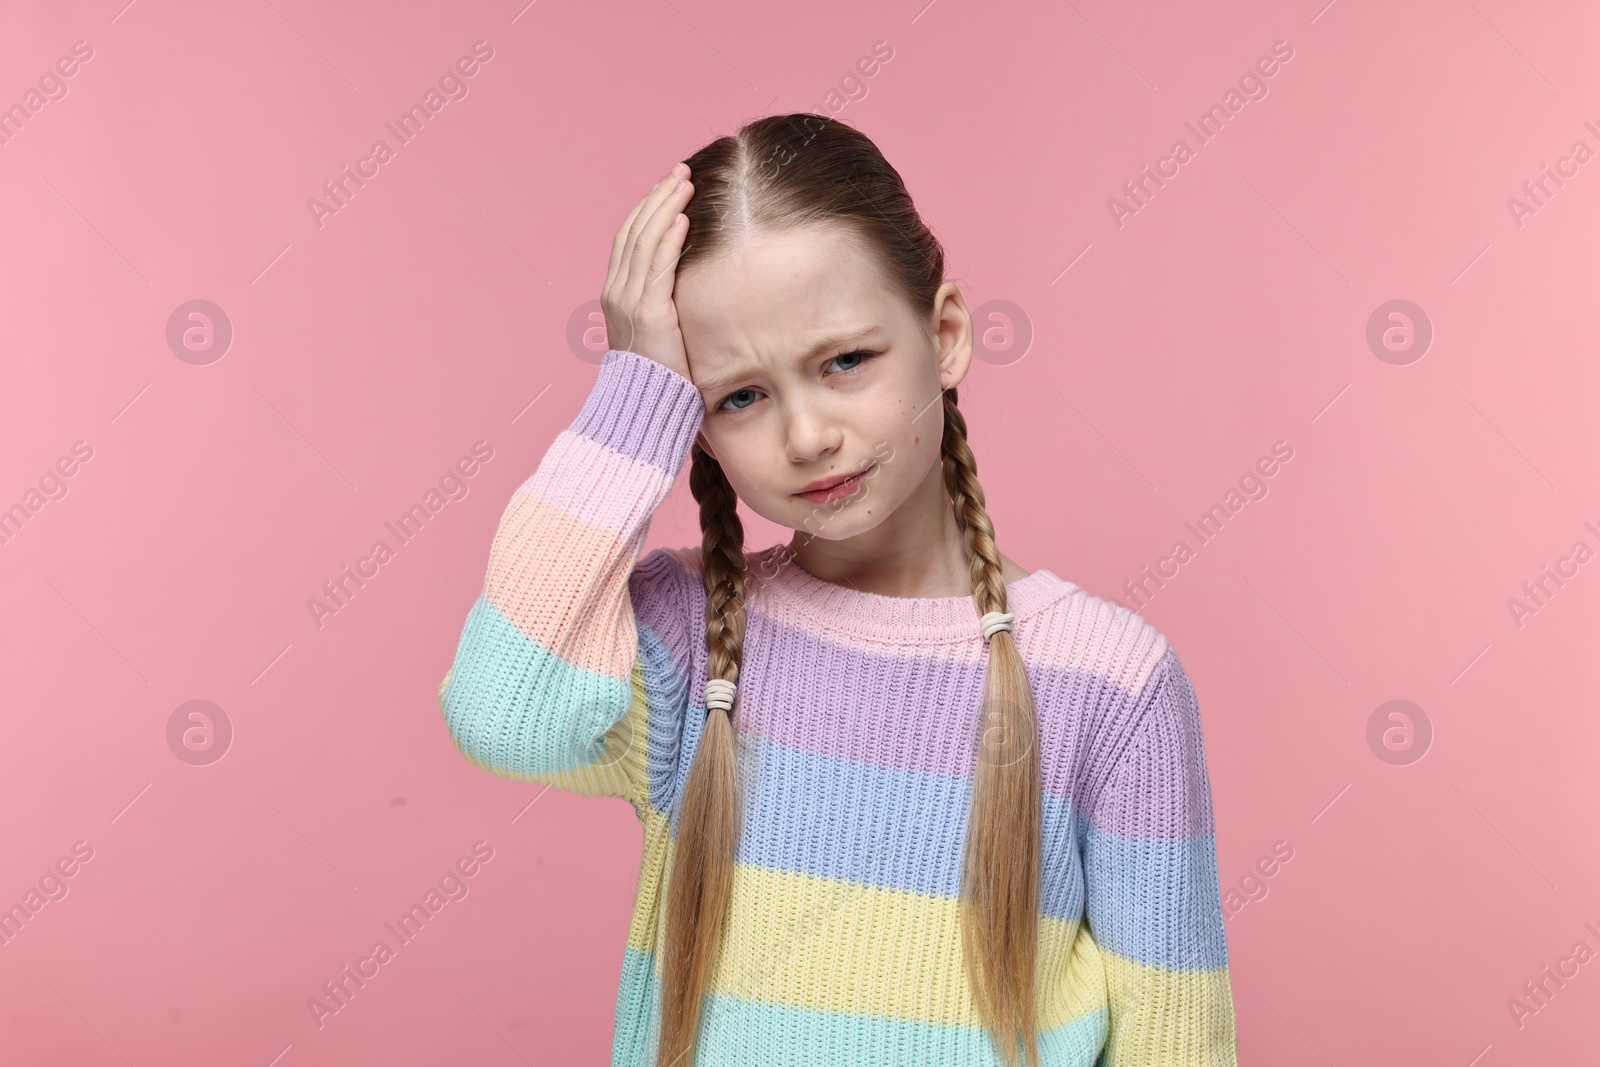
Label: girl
xmin=439 ymin=114 xmax=1237 ymax=1067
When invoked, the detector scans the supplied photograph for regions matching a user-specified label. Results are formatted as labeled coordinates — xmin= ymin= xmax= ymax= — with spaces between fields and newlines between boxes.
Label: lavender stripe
xmin=570 ymin=349 xmax=704 ymax=474
xmin=731 ymin=610 xmax=1148 ymax=811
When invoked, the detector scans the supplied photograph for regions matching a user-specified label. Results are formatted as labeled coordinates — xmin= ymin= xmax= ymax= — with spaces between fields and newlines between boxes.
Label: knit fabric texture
xmin=438 ymin=348 xmax=1239 ymax=1066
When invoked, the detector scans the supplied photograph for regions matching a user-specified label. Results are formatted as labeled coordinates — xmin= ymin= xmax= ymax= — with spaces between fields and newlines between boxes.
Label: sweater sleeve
xmin=437 ymin=348 xmax=705 ymax=815
xmin=1083 ymin=645 xmax=1238 ymax=1066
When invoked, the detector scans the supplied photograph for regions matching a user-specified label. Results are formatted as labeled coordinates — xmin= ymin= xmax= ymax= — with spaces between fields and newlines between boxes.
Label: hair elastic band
xmin=704 ymin=677 xmax=737 ymax=713
xmin=980 ymin=611 xmax=1015 ymax=641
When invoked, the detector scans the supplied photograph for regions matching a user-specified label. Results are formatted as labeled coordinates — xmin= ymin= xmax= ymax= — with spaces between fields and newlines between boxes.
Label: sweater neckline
xmin=750 ymin=544 xmax=1078 ymax=645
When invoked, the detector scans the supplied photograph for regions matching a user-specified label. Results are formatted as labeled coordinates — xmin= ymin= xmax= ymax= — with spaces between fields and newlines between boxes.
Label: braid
xmin=692 ymin=445 xmax=749 ymax=684
xmin=941 ymin=389 xmax=1008 ymax=614
xmin=656 ymin=443 xmax=749 ymax=1067
xmin=943 ymin=386 xmax=1044 ymax=1067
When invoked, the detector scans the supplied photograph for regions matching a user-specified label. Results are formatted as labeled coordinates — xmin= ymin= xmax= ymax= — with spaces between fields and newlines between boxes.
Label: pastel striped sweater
xmin=438 ymin=348 xmax=1239 ymax=1066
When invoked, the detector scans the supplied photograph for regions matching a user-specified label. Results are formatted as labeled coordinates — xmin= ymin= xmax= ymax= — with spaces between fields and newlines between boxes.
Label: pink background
xmin=2 ymin=0 xmax=1597 ymax=1063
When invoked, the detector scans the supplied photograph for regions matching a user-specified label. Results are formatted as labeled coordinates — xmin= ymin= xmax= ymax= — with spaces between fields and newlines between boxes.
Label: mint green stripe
xmin=612 ymin=946 xmax=1108 ymax=1066
xmin=611 ymin=944 xmax=657 ymax=1066
xmin=442 ymin=595 xmax=631 ymax=778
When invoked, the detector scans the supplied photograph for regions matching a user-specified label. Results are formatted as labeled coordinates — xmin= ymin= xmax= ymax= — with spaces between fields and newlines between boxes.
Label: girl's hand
xmin=602 ymin=163 xmax=695 ymax=380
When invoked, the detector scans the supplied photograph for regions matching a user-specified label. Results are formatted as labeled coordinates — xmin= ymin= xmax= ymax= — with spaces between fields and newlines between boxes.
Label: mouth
xmin=794 ymin=464 xmax=874 ymax=504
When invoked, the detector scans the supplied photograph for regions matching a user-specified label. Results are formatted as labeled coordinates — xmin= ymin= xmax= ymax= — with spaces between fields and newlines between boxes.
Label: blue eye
xmin=715 ymin=351 xmax=876 ymax=413
xmin=827 ymin=350 xmax=873 ymax=373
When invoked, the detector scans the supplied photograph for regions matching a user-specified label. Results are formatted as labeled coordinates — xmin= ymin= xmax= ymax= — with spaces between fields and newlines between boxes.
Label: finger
xmin=644 ymin=212 xmax=689 ymax=292
xmin=608 ymin=188 xmax=655 ymax=285
xmin=617 ymin=172 xmax=686 ymax=288
xmin=624 ymin=180 xmax=692 ymax=302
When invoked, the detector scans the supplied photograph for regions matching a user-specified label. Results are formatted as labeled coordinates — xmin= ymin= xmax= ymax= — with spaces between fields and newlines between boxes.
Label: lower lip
xmin=795 ymin=466 xmax=872 ymax=504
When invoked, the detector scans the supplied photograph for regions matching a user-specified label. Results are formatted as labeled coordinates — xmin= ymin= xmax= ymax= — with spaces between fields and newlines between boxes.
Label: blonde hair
xmin=658 ymin=113 xmax=1042 ymax=1067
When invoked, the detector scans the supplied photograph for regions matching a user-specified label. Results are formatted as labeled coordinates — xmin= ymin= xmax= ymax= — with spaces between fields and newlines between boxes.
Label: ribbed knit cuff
xmin=570 ymin=349 xmax=705 ymax=475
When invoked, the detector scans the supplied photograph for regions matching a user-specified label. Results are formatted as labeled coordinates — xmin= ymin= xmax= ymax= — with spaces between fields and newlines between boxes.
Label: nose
xmin=783 ymin=396 xmax=843 ymax=465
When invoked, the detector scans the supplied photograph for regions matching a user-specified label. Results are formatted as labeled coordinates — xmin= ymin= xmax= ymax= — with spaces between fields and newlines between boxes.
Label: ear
xmin=695 ymin=429 xmax=716 ymax=459
xmin=931 ymin=282 xmax=974 ymax=391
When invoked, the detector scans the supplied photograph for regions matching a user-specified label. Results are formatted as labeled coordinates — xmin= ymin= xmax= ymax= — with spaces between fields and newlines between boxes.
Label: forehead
xmin=674 ymin=225 xmax=899 ymax=361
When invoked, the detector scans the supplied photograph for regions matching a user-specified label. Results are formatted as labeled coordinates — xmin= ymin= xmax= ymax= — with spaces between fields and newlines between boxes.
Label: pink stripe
xmin=520 ymin=431 xmax=671 ymax=535
xmin=748 ymin=569 xmax=1168 ymax=677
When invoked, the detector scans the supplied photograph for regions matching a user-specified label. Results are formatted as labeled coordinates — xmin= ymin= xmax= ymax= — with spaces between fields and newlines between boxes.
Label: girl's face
xmin=675 ymin=224 xmax=973 ymax=544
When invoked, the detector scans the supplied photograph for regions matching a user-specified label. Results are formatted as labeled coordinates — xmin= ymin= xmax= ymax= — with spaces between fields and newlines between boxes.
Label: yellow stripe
xmin=626 ymin=823 xmax=1114 ymax=1032
xmin=1100 ymin=951 xmax=1237 ymax=1065
xmin=627 ymin=804 xmax=673 ymax=952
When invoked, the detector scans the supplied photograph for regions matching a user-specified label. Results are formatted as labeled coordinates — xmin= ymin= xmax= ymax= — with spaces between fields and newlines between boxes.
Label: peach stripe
xmin=483 ymin=489 xmax=640 ymax=677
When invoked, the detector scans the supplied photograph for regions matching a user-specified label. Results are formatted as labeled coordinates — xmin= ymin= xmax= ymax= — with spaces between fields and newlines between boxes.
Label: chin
xmin=790 ymin=501 xmax=882 ymax=541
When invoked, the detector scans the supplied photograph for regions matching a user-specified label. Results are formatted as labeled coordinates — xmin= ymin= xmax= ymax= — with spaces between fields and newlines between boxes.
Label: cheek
xmin=881 ymin=395 xmax=941 ymax=466
xmin=724 ymin=463 xmax=765 ymax=502
xmin=861 ymin=397 xmax=940 ymax=496
xmin=703 ymin=428 xmax=776 ymax=499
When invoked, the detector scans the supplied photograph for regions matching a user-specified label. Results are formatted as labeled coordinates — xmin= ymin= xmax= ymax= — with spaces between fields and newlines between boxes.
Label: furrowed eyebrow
xmin=697 ymin=326 xmax=883 ymax=397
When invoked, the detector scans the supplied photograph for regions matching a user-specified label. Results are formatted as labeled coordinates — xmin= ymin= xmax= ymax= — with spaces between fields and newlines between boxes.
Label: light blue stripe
xmin=636 ymin=616 xmax=691 ymax=814
xmin=1081 ymin=822 xmax=1228 ymax=971
xmin=441 ymin=595 xmax=631 ymax=778
xmin=611 ymin=945 xmax=1108 ymax=1066
xmin=611 ymin=945 xmax=658 ymax=1066
xmin=734 ymin=737 xmax=1085 ymax=921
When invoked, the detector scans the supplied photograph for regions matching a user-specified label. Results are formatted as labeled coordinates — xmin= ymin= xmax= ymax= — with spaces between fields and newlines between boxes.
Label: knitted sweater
xmin=438 ymin=348 xmax=1239 ymax=1066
